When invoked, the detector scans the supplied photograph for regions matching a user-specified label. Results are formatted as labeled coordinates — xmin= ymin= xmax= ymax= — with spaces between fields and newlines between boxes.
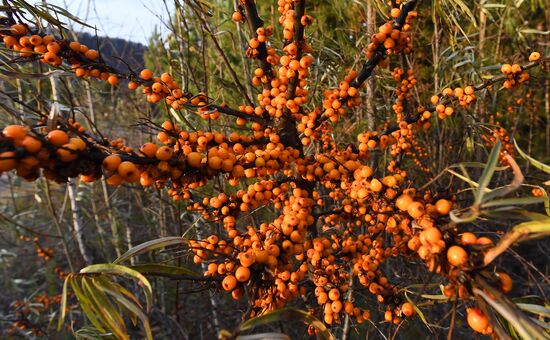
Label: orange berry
xmin=0 ymin=151 xmax=16 ymax=172
xmin=117 ymin=161 xmax=139 ymax=182
xmin=390 ymin=8 xmax=400 ymax=18
xmin=69 ymin=41 xmax=81 ymax=52
xmin=106 ymin=174 xmax=123 ymax=186
xmin=57 ymin=143 xmax=79 ymax=162
xmin=239 ymin=252 xmax=255 ymax=267
xmin=46 ymin=42 xmax=60 ymax=54
xmin=107 ymin=75 xmax=119 ymax=85
xmin=21 ymin=136 xmax=42 ymax=153
xmin=29 ymin=35 xmax=42 ymax=46
xmin=529 ymin=52 xmax=540 ymax=62
xmin=140 ymin=69 xmax=153 ymax=80
xmin=423 ymin=227 xmax=442 ymax=244
xmin=102 ymin=154 xmax=122 ymax=172
xmin=140 ymin=143 xmax=158 ymax=158
xmin=447 ymin=246 xmax=468 ymax=266
xmin=46 ymin=130 xmax=69 ymax=146
xmin=10 ymin=24 xmax=27 ymax=36
xmin=331 ymin=300 xmax=343 ymax=313
xmin=460 ymin=232 xmax=477 ymax=245
xmin=435 ymin=199 xmax=451 ymax=215
xmin=231 ymin=11 xmax=243 ymax=22
xmin=407 ymin=201 xmax=425 ymax=218
xmin=395 ymin=194 xmax=413 ymax=211
xmin=235 ymin=266 xmax=251 ymax=282
xmin=187 ymin=152 xmax=202 ymax=167
xmin=328 ymin=288 xmax=340 ymax=301
xmin=84 ymin=49 xmax=99 ymax=60
xmin=3 ymin=125 xmax=27 ymax=141
xmin=222 ymin=275 xmax=237 ymax=291
xmin=497 ymin=272 xmax=513 ymax=293
xmin=476 ymin=237 xmax=493 ymax=245
xmin=467 ymin=308 xmax=489 ymax=333
xmin=500 ymin=64 xmax=512 ymax=74
xmin=401 ymin=302 xmax=414 ymax=317
xmin=155 ymin=146 xmax=173 ymax=161
xmin=128 ymin=81 xmax=139 ymax=90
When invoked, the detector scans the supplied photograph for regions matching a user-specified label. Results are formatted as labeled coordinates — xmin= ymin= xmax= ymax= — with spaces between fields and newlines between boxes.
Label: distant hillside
xmin=75 ymin=32 xmax=147 ymax=72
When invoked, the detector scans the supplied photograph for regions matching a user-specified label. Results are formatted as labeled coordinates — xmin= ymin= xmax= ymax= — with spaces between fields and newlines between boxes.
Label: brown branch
xmin=285 ymin=0 xmax=306 ymax=101
xmin=211 ymin=104 xmax=271 ymax=124
xmin=242 ymin=0 xmax=272 ymax=78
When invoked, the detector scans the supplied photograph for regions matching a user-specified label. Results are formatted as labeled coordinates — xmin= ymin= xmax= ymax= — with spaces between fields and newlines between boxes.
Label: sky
xmin=46 ymin=0 xmax=168 ymax=45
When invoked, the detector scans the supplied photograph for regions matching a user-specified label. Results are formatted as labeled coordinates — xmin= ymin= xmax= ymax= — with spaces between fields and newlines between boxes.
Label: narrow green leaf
xmin=514 ymin=139 xmax=550 ymax=174
xmin=37 ymin=3 xmax=95 ymax=29
xmin=477 ymin=140 xmax=501 ymax=204
xmin=80 ymin=264 xmax=153 ymax=313
xmin=404 ymin=292 xmax=432 ymax=331
xmin=69 ymin=277 xmax=107 ymax=333
xmin=239 ymin=308 xmax=335 ymax=340
xmin=516 ymin=303 xmax=550 ymax=318
xmin=97 ymin=282 xmax=153 ymax=340
xmin=482 ymin=196 xmax=549 ymax=208
xmin=449 ymin=162 xmax=508 ymax=170
xmin=446 ymin=169 xmax=483 ymax=189
xmin=95 ymin=276 xmax=141 ymax=308
xmin=81 ymin=277 xmax=128 ymax=340
xmin=57 ymin=274 xmax=70 ymax=330
xmin=114 ymin=237 xmax=187 ymax=264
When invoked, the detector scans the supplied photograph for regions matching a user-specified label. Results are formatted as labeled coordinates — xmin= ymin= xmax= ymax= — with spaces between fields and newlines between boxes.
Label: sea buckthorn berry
xmin=407 ymin=201 xmax=425 ymax=218
xmin=401 ymin=302 xmax=415 ymax=317
xmin=187 ymin=152 xmax=202 ymax=167
xmin=239 ymin=252 xmax=255 ymax=267
xmin=447 ymin=246 xmax=468 ymax=266
xmin=84 ymin=49 xmax=99 ymax=60
xmin=21 ymin=136 xmax=42 ymax=153
xmin=102 ymin=155 xmax=122 ymax=172
xmin=0 ymin=151 xmax=16 ymax=172
xmin=434 ymin=199 xmax=451 ymax=215
xmin=140 ymin=69 xmax=153 ymax=80
xmin=460 ymin=232 xmax=477 ymax=245
xmin=235 ymin=266 xmax=251 ymax=282
xmin=529 ymin=52 xmax=540 ymax=62
xmin=155 ymin=146 xmax=173 ymax=161
xmin=140 ymin=143 xmax=158 ymax=158
xmin=128 ymin=81 xmax=139 ymax=90
xmin=3 ymin=125 xmax=27 ymax=141
xmin=466 ymin=308 xmax=489 ymax=333
xmin=497 ymin=272 xmax=513 ymax=293
xmin=46 ymin=130 xmax=69 ymax=146
xmin=222 ymin=275 xmax=237 ymax=291
xmin=107 ymin=75 xmax=119 ymax=85
xmin=500 ymin=63 xmax=512 ymax=74
xmin=11 ymin=24 xmax=27 ymax=35
xmin=328 ymin=288 xmax=340 ymax=301
xmin=117 ymin=161 xmax=139 ymax=182
xmin=395 ymin=194 xmax=413 ymax=211
xmin=46 ymin=42 xmax=60 ymax=54
xmin=231 ymin=11 xmax=243 ymax=22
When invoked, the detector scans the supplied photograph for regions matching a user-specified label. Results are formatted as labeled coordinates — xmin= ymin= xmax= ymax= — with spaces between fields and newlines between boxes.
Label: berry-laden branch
xmin=0 ymin=1 xmax=549 ymax=338
xmin=350 ymin=0 xmax=418 ymax=89
xmin=374 ymin=59 xmax=544 ymax=142
xmin=241 ymin=0 xmax=273 ymax=79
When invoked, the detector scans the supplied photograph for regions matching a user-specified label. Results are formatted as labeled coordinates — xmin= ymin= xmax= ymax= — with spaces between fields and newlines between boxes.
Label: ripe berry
xmin=467 ymin=308 xmax=489 ymax=333
xmin=222 ymin=275 xmax=237 ymax=291
xmin=447 ymin=246 xmax=468 ymax=266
